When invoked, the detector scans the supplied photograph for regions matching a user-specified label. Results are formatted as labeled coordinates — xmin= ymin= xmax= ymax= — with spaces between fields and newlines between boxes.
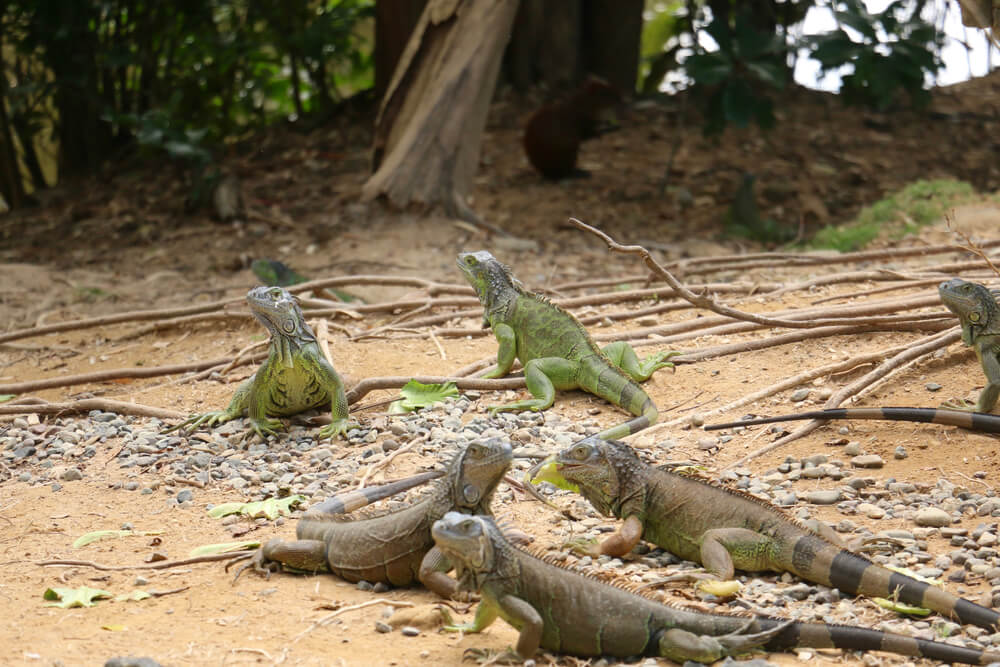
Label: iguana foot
xmin=225 ymin=546 xmax=280 ymax=583
xmin=317 ymin=418 xmax=359 ymax=440
xmin=460 ymin=648 xmax=528 ymax=665
xmin=248 ymin=417 xmax=286 ymax=440
xmin=487 ymin=402 xmax=546 ymax=416
xmin=714 ymin=619 xmax=794 ymax=653
xmin=162 ymin=410 xmax=235 ymax=435
xmin=941 ymin=398 xmax=977 ymax=412
xmin=637 ymin=350 xmax=681 ymax=378
xmin=561 ymin=536 xmax=600 ymax=557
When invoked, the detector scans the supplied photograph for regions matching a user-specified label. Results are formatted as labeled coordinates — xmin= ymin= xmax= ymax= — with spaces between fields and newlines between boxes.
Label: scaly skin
xmin=234 ymin=440 xmax=511 ymax=598
xmin=168 ymin=286 xmax=356 ymax=440
xmin=939 ymin=278 xmax=1000 ymax=413
xmin=431 ymin=513 xmax=1000 ymax=664
xmin=549 ymin=439 xmax=1000 ymax=630
xmin=704 ymin=406 xmax=1000 ymax=433
xmin=457 ymin=250 xmax=677 ymax=440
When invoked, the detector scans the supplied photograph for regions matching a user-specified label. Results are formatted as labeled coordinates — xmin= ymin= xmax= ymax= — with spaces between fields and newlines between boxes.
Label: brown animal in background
xmin=523 ymin=76 xmax=622 ymax=179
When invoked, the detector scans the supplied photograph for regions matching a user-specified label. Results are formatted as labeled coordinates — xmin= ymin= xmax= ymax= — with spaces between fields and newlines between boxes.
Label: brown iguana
xmin=431 ymin=512 xmax=1000 ymax=664
xmin=458 ymin=250 xmax=677 ymax=440
xmin=939 ymin=277 xmax=1000 ymax=413
xmin=704 ymin=406 xmax=1000 ymax=434
xmin=542 ymin=438 xmax=1000 ymax=629
xmin=167 ymin=285 xmax=357 ymax=440
xmin=229 ymin=439 xmax=511 ymax=598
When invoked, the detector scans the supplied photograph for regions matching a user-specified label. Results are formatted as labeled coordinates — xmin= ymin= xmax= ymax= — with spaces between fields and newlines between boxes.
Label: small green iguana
xmin=544 ymin=438 xmax=1000 ymax=629
xmin=168 ymin=286 xmax=357 ymax=440
xmin=431 ymin=512 xmax=1000 ymax=664
xmin=939 ymin=278 xmax=1000 ymax=413
xmin=229 ymin=439 xmax=511 ymax=598
xmin=704 ymin=406 xmax=1000 ymax=433
xmin=457 ymin=251 xmax=677 ymax=440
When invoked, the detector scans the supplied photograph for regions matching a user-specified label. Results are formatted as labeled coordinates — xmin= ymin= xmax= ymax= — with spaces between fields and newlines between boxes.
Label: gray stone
xmin=806 ymin=490 xmax=841 ymax=505
xmin=914 ymin=507 xmax=952 ymax=527
xmin=851 ymin=454 xmax=884 ymax=469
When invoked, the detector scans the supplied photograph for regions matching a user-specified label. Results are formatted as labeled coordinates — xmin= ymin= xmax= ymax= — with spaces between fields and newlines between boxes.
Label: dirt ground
xmin=2 ymin=74 xmax=1000 ymax=667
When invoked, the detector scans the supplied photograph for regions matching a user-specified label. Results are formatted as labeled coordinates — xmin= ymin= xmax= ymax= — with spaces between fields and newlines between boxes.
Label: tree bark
xmin=374 ymin=0 xmax=429 ymax=102
xmin=362 ymin=0 xmax=519 ymax=224
xmin=583 ymin=0 xmax=643 ymax=94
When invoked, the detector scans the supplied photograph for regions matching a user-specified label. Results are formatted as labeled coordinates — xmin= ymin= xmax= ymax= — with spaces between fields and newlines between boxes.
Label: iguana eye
xmin=282 ymin=319 xmax=296 ymax=333
xmin=573 ymin=445 xmax=589 ymax=460
xmin=970 ymin=312 xmax=981 ymax=322
xmin=269 ymin=288 xmax=282 ymax=298
xmin=468 ymin=444 xmax=484 ymax=457
xmin=466 ymin=256 xmax=477 ymax=265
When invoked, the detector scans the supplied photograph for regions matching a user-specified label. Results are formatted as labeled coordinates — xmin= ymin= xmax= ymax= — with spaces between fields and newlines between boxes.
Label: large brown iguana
xmin=431 ymin=512 xmax=1000 ymax=664
xmin=457 ymin=250 xmax=677 ymax=440
xmin=542 ymin=438 xmax=1000 ymax=629
xmin=229 ymin=439 xmax=511 ymax=598
xmin=168 ymin=285 xmax=357 ymax=440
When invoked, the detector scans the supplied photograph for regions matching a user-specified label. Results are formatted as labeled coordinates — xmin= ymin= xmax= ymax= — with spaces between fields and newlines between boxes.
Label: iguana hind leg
xmin=700 ymin=527 xmax=779 ymax=579
xmin=658 ymin=620 xmax=793 ymax=663
xmin=230 ymin=537 xmax=329 ymax=582
xmin=601 ymin=342 xmax=679 ymax=381
xmin=488 ymin=357 xmax=578 ymax=414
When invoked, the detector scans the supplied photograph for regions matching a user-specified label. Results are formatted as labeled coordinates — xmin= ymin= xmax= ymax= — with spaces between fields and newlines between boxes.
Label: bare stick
xmin=37 ymin=551 xmax=255 ymax=571
xmin=0 ymin=398 xmax=185 ymax=420
xmin=293 ymin=599 xmax=415 ymax=642
xmin=0 ymin=356 xmax=236 ymax=395
xmin=725 ymin=327 xmax=962 ymax=467
xmin=947 ymin=213 xmax=1000 ymax=278
xmin=356 ymin=435 xmax=429 ymax=489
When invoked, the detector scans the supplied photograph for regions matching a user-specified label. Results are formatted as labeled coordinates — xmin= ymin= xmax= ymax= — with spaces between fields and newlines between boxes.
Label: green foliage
xmin=723 ymin=173 xmax=795 ymax=244
xmin=43 ymin=586 xmax=112 ymax=608
xmin=639 ymin=1 xmax=686 ymax=93
xmin=810 ymin=179 xmax=974 ymax=251
xmin=73 ymin=529 xmax=164 ymax=548
xmin=810 ymin=0 xmax=944 ymax=110
xmin=189 ymin=540 xmax=261 ymax=557
xmin=389 ymin=380 xmax=459 ymax=414
xmin=684 ymin=11 xmax=786 ymax=133
xmin=207 ymin=495 xmax=306 ymax=520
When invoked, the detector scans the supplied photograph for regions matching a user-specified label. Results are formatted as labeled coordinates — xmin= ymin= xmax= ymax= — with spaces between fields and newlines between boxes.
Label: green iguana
xmin=431 ymin=512 xmax=1000 ymax=664
xmin=457 ymin=251 xmax=677 ymax=440
xmin=229 ymin=439 xmax=511 ymax=598
xmin=939 ymin=278 xmax=1000 ymax=413
xmin=544 ymin=438 xmax=1000 ymax=629
xmin=168 ymin=286 xmax=357 ymax=440
xmin=704 ymin=406 xmax=1000 ymax=433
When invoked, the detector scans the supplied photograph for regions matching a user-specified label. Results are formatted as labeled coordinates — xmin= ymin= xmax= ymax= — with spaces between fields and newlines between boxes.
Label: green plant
xmin=810 ymin=179 xmax=974 ymax=251
xmin=810 ymin=0 xmax=944 ymax=110
xmin=684 ymin=10 xmax=787 ymax=133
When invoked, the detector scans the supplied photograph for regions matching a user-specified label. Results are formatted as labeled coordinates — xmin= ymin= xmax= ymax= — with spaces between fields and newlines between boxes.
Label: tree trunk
xmin=362 ymin=0 xmax=519 ymax=224
xmin=535 ymin=1 xmax=582 ymax=90
xmin=374 ymin=0 xmax=429 ymax=102
xmin=583 ymin=0 xmax=643 ymax=94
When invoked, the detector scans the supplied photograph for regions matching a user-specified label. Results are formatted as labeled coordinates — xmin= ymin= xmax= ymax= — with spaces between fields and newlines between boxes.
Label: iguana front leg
xmin=488 ymin=358 xmax=578 ymax=414
xmin=601 ymin=342 xmax=679 ymax=381
xmin=482 ymin=323 xmax=518 ymax=379
xmin=165 ymin=378 xmax=253 ymax=433
xmin=567 ymin=514 xmax=644 ymax=558
xmin=943 ymin=339 xmax=1000 ymax=413
xmin=447 ymin=594 xmax=543 ymax=662
xmin=418 ymin=546 xmax=462 ymax=599
xmin=658 ymin=620 xmax=793 ymax=663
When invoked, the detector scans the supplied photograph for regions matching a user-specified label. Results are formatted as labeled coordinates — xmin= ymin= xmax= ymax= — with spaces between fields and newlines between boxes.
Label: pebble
xmin=400 ymin=626 xmax=420 ymax=637
xmin=60 ymin=467 xmax=83 ymax=481
xmin=925 ymin=382 xmax=943 ymax=392
xmin=789 ymin=389 xmax=811 ymax=402
xmin=893 ymin=446 xmax=908 ymax=460
xmin=374 ymin=621 xmax=392 ymax=633
xmin=914 ymin=507 xmax=953 ymax=527
xmin=857 ymin=503 xmax=886 ymax=519
xmin=851 ymin=454 xmax=884 ymax=469
xmin=806 ymin=490 xmax=841 ymax=505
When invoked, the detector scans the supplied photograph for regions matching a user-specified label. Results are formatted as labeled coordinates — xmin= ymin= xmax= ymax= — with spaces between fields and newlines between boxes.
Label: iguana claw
xmin=317 ymin=418 xmax=359 ymax=440
xmin=225 ymin=548 xmax=280 ymax=583
xmin=715 ymin=619 xmax=794 ymax=652
xmin=637 ymin=350 xmax=681 ymax=378
xmin=941 ymin=397 xmax=977 ymax=412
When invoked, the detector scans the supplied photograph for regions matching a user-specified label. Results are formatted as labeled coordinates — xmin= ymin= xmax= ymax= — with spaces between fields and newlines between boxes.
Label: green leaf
xmin=0 ymin=394 xmax=14 ymax=403
xmin=873 ymin=597 xmax=932 ymax=616
xmin=685 ymin=53 xmax=732 ymax=86
xmin=389 ymin=380 xmax=458 ymax=413
xmin=114 ymin=590 xmax=152 ymax=602
xmin=73 ymin=529 xmax=164 ymax=548
xmin=44 ymin=586 xmax=112 ymax=608
xmin=530 ymin=460 xmax=579 ymax=493
xmin=189 ymin=540 xmax=261 ymax=557
xmin=206 ymin=495 xmax=305 ymax=520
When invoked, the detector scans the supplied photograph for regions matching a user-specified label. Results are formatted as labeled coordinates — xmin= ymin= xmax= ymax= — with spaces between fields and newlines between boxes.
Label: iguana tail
xmin=759 ymin=618 xmax=1000 ymax=664
xmin=591 ymin=369 xmax=658 ymax=440
xmin=704 ymin=407 xmax=1000 ymax=434
xmin=787 ymin=535 xmax=1000 ymax=629
xmin=304 ymin=470 xmax=444 ymax=516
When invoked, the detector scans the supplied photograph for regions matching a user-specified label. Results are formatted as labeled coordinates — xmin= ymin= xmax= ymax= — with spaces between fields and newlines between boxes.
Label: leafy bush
xmin=810 ymin=0 xmax=944 ymax=110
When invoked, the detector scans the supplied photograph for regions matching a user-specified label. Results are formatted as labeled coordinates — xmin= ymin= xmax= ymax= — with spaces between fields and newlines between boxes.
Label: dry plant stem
xmin=284 ymin=275 xmax=472 ymax=298
xmin=0 ymin=357 xmax=235 ymax=395
xmin=810 ymin=278 xmax=952 ymax=305
xmin=725 ymin=327 xmax=963 ymax=468
xmin=38 ymin=551 xmax=255 ymax=571
xmin=356 ymin=435 xmax=429 ymax=489
xmin=0 ymin=398 xmax=185 ymax=419
xmin=345 ymin=376 xmax=524 ymax=404
xmin=293 ymin=599 xmax=414 ymax=643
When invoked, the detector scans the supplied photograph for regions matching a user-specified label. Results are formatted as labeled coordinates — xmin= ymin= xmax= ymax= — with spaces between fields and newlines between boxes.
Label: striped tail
xmin=760 ymin=619 xmax=1000 ymax=665
xmin=305 ymin=470 xmax=444 ymax=516
xmin=704 ymin=407 xmax=1000 ymax=434
xmin=593 ymin=377 xmax=659 ymax=440
xmin=791 ymin=535 xmax=1000 ymax=630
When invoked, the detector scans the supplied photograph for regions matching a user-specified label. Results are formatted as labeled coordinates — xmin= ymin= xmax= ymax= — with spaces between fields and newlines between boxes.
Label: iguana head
xmin=246 ymin=286 xmax=316 ymax=367
xmin=554 ymin=438 xmax=645 ymax=517
xmin=457 ymin=251 xmax=521 ymax=314
xmin=449 ymin=438 xmax=512 ymax=514
xmin=431 ymin=512 xmax=498 ymax=577
xmin=939 ymin=278 xmax=1000 ymax=346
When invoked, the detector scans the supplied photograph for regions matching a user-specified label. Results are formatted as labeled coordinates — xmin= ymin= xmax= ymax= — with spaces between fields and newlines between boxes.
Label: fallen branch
xmin=356 ymin=435 xmax=429 ymax=489
xmin=37 ymin=551 xmax=254 ymax=571
xmin=0 ymin=356 xmax=236 ymax=395
xmin=725 ymin=326 xmax=962 ymax=467
xmin=0 ymin=398 xmax=185 ymax=420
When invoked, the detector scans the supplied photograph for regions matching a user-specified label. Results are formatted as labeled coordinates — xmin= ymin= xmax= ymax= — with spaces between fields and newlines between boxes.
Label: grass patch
xmin=810 ymin=179 xmax=975 ymax=252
